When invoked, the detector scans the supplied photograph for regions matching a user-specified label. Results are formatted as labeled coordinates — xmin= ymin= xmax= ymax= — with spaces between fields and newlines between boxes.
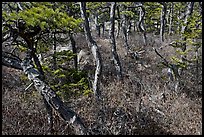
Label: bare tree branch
xmin=154 ymin=48 xmax=181 ymax=79
xmin=153 ymin=48 xmax=170 ymax=68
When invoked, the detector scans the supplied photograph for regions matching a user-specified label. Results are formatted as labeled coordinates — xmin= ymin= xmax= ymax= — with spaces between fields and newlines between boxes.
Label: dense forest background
xmin=2 ymin=2 xmax=202 ymax=135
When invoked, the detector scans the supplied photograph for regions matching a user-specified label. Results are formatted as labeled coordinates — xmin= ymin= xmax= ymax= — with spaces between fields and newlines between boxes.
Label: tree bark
xmin=101 ymin=22 xmax=105 ymax=37
xmin=17 ymin=24 xmax=44 ymax=77
xmin=2 ymin=51 xmax=88 ymax=135
xmin=17 ymin=21 xmax=57 ymax=133
xmin=80 ymin=2 xmax=103 ymax=100
xmin=116 ymin=5 xmax=121 ymax=38
xmin=94 ymin=12 xmax=100 ymax=37
xmin=121 ymin=14 xmax=130 ymax=56
xmin=109 ymin=2 xmax=123 ymax=80
xmin=160 ymin=2 xmax=167 ymax=43
xmin=180 ymin=2 xmax=194 ymax=75
xmin=195 ymin=47 xmax=199 ymax=87
xmin=137 ymin=3 xmax=147 ymax=46
xmin=127 ymin=19 xmax=132 ymax=40
xmin=53 ymin=29 xmax=57 ymax=70
xmin=176 ymin=7 xmax=181 ymax=34
xmin=168 ymin=3 xmax=174 ymax=35
xmin=181 ymin=2 xmax=194 ymax=34
xmin=133 ymin=20 xmax=136 ymax=32
xmin=70 ymin=32 xmax=77 ymax=70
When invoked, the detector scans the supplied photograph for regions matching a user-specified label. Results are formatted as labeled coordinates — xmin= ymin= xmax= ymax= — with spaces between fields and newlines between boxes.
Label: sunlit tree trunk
xmin=80 ymin=2 xmax=102 ymax=100
xmin=109 ymin=2 xmax=123 ymax=80
xmin=127 ymin=19 xmax=132 ymax=40
xmin=181 ymin=2 xmax=194 ymax=34
xmin=121 ymin=14 xmax=130 ymax=56
xmin=18 ymin=27 xmax=56 ymax=134
xmin=116 ymin=5 xmax=121 ymax=38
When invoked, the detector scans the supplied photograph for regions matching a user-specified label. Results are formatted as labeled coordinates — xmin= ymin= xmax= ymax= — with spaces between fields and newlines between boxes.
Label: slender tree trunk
xmin=116 ymin=19 xmax=121 ymax=38
xmin=70 ymin=32 xmax=77 ymax=70
xmin=195 ymin=47 xmax=199 ymax=87
xmin=101 ymin=22 xmax=105 ymax=37
xmin=180 ymin=2 xmax=194 ymax=75
xmin=109 ymin=2 xmax=123 ymax=80
xmin=127 ymin=19 xmax=132 ymax=40
xmin=181 ymin=2 xmax=194 ymax=34
xmin=174 ymin=2 xmax=195 ymax=92
xmin=94 ymin=12 xmax=100 ymax=37
xmin=137 ymin=3 xmax=147 ymax=46
xmin=116 ymin=5 xmax=121 ymax=38
xmin=133 ymin=20 xmax=136 ymax=32
xmin=177 ymin=8 xmax=181 ymax=34
xmin=168 ymin=3 xmax=174 ymax=35
xmin=160 ymin=2 xmax=167 ymax=43
xmin=53 ymin=30 xmax=57 ymax=70
xmin=80 ymin=2 xmax=102 ymax=100
xmin=121 ymin=16 xmax=130 ymax=56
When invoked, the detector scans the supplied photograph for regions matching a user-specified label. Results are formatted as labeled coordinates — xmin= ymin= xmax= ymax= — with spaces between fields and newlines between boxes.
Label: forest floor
xmin=2 ymin=31 xmax=202 ymax=135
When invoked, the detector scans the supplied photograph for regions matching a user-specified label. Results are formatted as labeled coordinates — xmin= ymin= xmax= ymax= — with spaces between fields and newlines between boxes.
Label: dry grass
xmin=2 ymin=32 xmax=202 ymax=135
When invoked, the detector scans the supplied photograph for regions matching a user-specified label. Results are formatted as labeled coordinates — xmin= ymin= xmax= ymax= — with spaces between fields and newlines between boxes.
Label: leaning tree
xmin=2 ymin=2 xmax=90 ymax=135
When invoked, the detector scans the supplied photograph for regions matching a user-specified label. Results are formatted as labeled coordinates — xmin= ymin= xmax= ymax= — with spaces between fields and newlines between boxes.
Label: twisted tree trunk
xmin=18 ymin=27 xmax=56 ymax=133
xmin=80 ymin=2 xmax=102 ymax=100
xmin=137 ymin=3 xmax=147 ymax=46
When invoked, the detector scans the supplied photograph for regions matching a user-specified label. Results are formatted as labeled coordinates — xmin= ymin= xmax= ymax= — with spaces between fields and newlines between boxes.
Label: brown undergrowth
xmin=2 ymin=32 xmax=202 ymax=135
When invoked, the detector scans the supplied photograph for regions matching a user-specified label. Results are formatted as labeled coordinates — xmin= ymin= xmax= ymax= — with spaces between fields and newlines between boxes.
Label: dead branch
xmin=153 ymin=48 xmax=170 ymax=68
